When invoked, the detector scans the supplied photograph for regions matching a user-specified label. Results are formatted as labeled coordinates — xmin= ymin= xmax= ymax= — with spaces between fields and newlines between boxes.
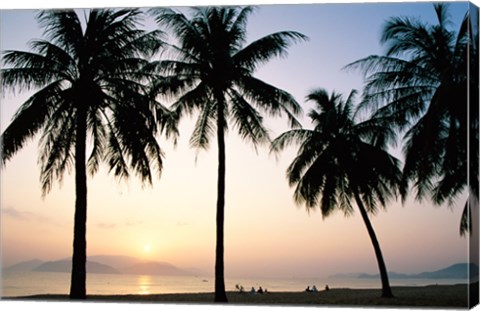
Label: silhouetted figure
xmin=312 ymin=285 xmax=318 ymax=292
xmin=325 ymin=285 xmax=330 ymax=291
xmin=257 ymin=286 xmax=264 ymax=294
xmin=250 ymin=287 xmax=256 ymax=294
xmin=305 ymin=286 xmax=311 ymax=292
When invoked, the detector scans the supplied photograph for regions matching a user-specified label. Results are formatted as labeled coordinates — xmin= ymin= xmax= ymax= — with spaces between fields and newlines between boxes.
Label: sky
xmin=0 ymin=0 xmax=477 ymax=281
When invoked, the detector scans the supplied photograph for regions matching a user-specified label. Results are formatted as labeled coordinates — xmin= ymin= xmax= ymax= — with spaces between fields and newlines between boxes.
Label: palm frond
xmin=87 ymin=108 xmax=106 ymax=176
xmin=37 ymin=10 xmax=83 ymax=57
xmin=229 ymin=6 xmax=256 ymax=50
xmin=29 ymin=40 xmax=77 ymax=77
xmin=381 ymin=16 xmax=432 ymax=58
xmin=189 ymin=101 xmax=216 ymax=151
xmin=38 ymin=97 xmax=76 ymax=195
xmin=152 ymin=100 xmax=179 ymax=143
xmin=2 ymin=50 xmax=71 ymax=90
xmin=460 ymin=199 xmax=472 ymax=236
xmin=227 ymin=88 xmax=270 ymax=148
xmin=270 ymin=129 xmax=314 ymax=154
xmin=1 ymin=81 xmax=65 ymax=164
xmin=236 ymin=76 xmax=302 ymax=129
xmin=170 ymin=81 xmax=210 ymax=118
xmin=234 ymin=31 xmax=308 ymax=72
xmin=148 ymin=60 xmax=201 ymax=79
xmin=105 ymin=126 xmax=130 ymax=181
xmin=433 ymin=3 xmax=452 ymax=29
xmin=305 ymin=88 xmax=336 ymax=113
xmin=286 ymin=134 xmax=326 ymax=187
xmin=149 ymin=7 xmax=205 ymax=58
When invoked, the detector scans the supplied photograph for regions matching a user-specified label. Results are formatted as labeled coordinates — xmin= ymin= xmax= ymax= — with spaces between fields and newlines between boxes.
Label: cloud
xmin=2 ymin=207 xmax=50 ymax=223
xmin=96 ymin=219 xmax=145 ymax=229
xmin=96 ymin=222 xmax=117 ymax=229
xmin=176 ymin=221 xmax=189 ymax=227
xmin=125 ymin=219 xmax=144 ymax=227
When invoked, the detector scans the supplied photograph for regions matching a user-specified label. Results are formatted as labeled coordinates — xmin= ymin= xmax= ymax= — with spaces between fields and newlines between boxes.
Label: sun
xmin=143 ymin=244 xmax=152 ymax=252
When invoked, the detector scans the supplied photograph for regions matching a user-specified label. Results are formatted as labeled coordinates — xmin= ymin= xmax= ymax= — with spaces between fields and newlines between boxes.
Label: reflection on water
xmin=1 ymin=271 xmax=468 ymax=297
xmin=137 ymin=275 xmax=152 ymax=295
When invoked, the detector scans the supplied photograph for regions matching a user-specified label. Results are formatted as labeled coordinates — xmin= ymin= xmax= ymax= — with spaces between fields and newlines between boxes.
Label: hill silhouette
xmin=121 ymin=261 xmax=191 ymax=275
xmin=33 ymin=259 xmax=120 ymax=274
xmin=415 ymin=263 xmax=478 ymax=279
xmin=88 ymin=255 xmax=142 ymax=270
xmin=355 ymin=263 xmax=479 ymax=279
xmin=3 ymin=259 xmax=44 ymax=272
xmin=4 ymin=255 xmax=196 ymax=276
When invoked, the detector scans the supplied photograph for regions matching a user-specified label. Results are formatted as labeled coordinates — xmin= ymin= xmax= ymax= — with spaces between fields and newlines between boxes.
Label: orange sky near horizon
xmin=0 ymin=0 xmax=475 ymax=279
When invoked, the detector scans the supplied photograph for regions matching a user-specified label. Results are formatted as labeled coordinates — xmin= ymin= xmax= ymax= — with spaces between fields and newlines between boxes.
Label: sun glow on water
xmin=137 ymin=275 xmax=152 ymax=295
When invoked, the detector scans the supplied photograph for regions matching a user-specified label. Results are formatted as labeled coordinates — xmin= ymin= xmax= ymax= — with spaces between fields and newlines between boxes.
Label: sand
xmin=5 ymin=284 xmax=477 ymax=308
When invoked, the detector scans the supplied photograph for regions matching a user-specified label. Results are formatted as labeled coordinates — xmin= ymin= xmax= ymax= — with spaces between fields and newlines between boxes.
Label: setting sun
xmin=143 ymin=244 xmax=152 ymax=253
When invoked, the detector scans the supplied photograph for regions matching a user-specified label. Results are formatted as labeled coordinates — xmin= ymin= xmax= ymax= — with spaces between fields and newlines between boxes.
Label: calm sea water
xmin=0 ymin=271 xmax=467 ymax=297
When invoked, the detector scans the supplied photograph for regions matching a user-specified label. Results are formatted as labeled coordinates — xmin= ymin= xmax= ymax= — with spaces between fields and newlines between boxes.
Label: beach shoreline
xmin=3 ymin=283 xmax=476 ymax=308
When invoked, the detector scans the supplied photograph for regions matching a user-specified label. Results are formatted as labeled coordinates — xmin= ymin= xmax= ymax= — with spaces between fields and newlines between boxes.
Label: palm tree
xmin=271 ymin=88 xmax=403 ymax=298
xmin=346 ymin=3 xmax=478 ymax=235
xmin=148 ymin=6 xmax=307 ymax=302
xmin=1 ymin=9 xmax=168 ymax=299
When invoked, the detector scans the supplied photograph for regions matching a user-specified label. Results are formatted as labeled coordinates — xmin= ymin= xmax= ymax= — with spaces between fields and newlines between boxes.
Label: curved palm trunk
xmin=70 ymin=106 xmax=88 ymax=299
xmin=214 ymin=94 xmax=228 ymax=303
xmin=353 ymin=191 xmax=393 ymax=298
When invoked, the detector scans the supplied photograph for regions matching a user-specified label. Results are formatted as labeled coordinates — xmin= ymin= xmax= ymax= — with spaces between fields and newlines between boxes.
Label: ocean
xmin=0 ymin=271 xmax=468 ymax=298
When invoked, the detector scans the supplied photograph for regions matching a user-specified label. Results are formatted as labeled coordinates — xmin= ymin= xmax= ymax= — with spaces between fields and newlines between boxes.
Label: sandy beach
xmin=5 ymin=284 xmax=476 ymax=308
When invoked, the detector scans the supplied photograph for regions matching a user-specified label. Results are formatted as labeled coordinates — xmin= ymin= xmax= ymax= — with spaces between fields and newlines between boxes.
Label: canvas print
xmin=0 ymin=0 xmax=478 ymax=309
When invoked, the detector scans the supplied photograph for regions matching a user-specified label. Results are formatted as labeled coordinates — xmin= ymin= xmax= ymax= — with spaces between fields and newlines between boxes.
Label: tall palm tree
xmin=346 ymin=3 xmax=478 ymax=235
xmin=272 ymin=88 xmax=403 ymax=298
xmin=1 ymin=9 xmax=168 ymax=299
xmin=148 ymin=6 xmax=307 ymax=302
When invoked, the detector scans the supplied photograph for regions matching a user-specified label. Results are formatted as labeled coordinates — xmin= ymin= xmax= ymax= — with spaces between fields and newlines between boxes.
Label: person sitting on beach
xmin=305 ymin=286 xmax=311 ymax=292
xmin=257 ymin=286 xmax=264 ymax=294
xmin=250 ymin=287 xmax=256 ymax=294
xmin=312 ymin=285 xmax=318 ymax=292
xmin=325 ymin=285 xmax=330 ymax=291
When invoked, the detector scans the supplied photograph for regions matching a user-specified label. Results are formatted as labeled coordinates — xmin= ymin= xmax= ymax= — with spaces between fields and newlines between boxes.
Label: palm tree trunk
xmin=214 ymin=94 xmax=228 ymax=303
xmin=353 ymin=191 xmax=393 ymax=298
xmin=70 ymin=106 xmax=88 ymax=299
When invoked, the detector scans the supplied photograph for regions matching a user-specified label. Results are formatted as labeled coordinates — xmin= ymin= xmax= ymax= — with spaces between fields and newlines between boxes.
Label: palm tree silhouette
xmin=346 ymin=3 xmax=478 ymax=235
xmin=148 ymin=6 xmax=307 ymax=302
xmin=272 ymin=88 xmax=403 ymax=298
xmin=1 ymin=9 xmax=168 ymax=299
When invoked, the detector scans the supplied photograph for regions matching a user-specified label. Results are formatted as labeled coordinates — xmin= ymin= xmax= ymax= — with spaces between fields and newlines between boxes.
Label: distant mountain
xmin=184 ymin=267 xmax=209 ymax=277
xmin=355 ymin=263 xmax=479 ymax=279
xmin=4 ymin=259 xmax=44 ymax=272
xmin=121 ymin=261 xmax=192 ymax=276
xmin=33 ymin=259 xmax=120 ymax=274
xmin=88 ymin=255 xmax=142 ymax=270
xmin=328 ymin=272 xmax=362 ymax=279
xmin=357 ymin=272 xmax=412 ymax=279
xmin=6 ymin=255 xmax=199 ymax=276
xmin=416 ymin=263 xmax=479 ymax=279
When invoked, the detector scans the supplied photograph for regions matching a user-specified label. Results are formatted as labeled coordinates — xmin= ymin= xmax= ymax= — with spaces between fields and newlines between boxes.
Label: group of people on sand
xmin=250 ymin=286 xmax=267 ymax=294
xmin=246 ymin=284 xmax=330 ymax=294
xmin=305 ymin=285 xmax=318 ymax=292
xmin=305 ymin=285 xmax=329 ymax=292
